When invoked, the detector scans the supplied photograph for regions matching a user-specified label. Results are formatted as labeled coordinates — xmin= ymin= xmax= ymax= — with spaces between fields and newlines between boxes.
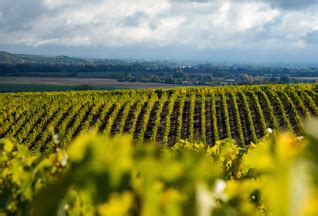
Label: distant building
xmin=225 ymin=79 xmax=235 ymax=82
xmin=221 ymin=79 xmax=236 ymax=86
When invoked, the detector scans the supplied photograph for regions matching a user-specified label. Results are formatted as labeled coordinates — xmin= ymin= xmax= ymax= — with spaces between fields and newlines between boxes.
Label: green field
xmin=0 ymin=77 xmax=180 ymax=92
xmin=1 ymin=84 xmax=317 ymax=152
xmin=1 ymin=84 xmax=318 ymax=215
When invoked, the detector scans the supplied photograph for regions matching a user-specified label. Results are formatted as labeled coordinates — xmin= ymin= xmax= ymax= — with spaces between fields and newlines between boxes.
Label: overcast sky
xmin=0 ymin=0 xmax=318 ymax=63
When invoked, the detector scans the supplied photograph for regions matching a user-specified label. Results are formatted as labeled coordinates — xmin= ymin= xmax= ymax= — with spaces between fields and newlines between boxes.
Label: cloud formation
xmin=0 ymin=0 xmax=318 ymax=62
xmin=270 ymin=0 xmax=318 ymax=10
xmin=170 ymin=0 xmax=318 ymax=10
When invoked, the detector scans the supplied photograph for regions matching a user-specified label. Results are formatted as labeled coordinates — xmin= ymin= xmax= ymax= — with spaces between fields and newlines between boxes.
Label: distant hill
xmin=0 ymin=51 xmax=135 ymax=66
xmin=0 ymin=51 xmax=94 ymax=65
xmin=0 ymin=51 xmax=180 ymax=67
xmin=0 ymin=51 xmax=178 ymax=77
xmin=0 ymin=51 xmax=22 ymax=64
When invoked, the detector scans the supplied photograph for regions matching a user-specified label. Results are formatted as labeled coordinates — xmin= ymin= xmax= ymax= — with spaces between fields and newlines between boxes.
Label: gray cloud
xmin=0 ymin=0 xmax=44 ymax=31
xmin=170 ymin=0 xmax=318 ymax=10
xmin=271 ymin=0 xmax=318 ymax=10
xmin=306 ymin=31 xmax=318 ymax=44
xmin=0 ymin=0 xmax=317 ymax=63
xmin=120 ymin=11 xmax=149 ymax=27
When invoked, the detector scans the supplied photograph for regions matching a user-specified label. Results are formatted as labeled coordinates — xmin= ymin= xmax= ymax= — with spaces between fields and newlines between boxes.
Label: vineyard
xmin=1 ymin=84 xmax=318 ymax=152
xmin=2 ymin=84 xmax=318 ymax=215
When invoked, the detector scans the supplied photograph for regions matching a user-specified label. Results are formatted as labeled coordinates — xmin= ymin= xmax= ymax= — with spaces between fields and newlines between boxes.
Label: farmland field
xmin=2 ymin=83 xmax=318 ymax=215
xmin=0 ymin=77 xmax=180 ymax=92
xmin=1 ymin=84 xmax=317 ymax=153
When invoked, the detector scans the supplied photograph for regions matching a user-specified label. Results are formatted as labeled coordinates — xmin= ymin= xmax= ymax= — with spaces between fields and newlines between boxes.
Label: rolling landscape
xmin=1 ymin=0 xmax=318 ymax=215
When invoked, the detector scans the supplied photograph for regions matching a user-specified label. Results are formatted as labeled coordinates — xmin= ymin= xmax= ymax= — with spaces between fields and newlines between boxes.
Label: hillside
xmin=0 ymin=51 xmax=93 ymax=65
xmin=0 ymin=51 xmax=153 ymax=66
xmin=1 ymin=84 xmax=317 ymax=153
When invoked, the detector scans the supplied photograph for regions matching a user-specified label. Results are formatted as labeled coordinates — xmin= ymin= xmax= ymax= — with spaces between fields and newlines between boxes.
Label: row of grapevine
xmin=115 ymin=101 xmax=136 ymax=135
xmin=175 ymin=95 xmax=185 ymax=143
xmin=149 ymin=95 xmax=168 ymax=143
xmin=229 ymin=92 xmax=245 ymax=147
xmin=300 ymin=91 xmax=318 ymax=116
xmin=221 ymin=93 xmax=231 ymax=139
xmin=266 ymin=90 xmax=293 ymax=132
xmin=277 ymin=91 xmax=304 ymax=135
xmin=163 ymin=93 xmax=178 ymax=145
xmin=3 ymin=102 xmax=45 ymax=139
xmin=200 ymin=94 xmax=206 ymax=144
xmin=288 ymin=90 xmax=311 ymax=120
xmin=135 ymin=95 xmax=158 ymax=145
xmin=1 ymin=84 xmax=318 ymax=150
xmin=126 ymin=99 xmax=148 ymax=134
xmin=25 ymin=105 xmax=61 ymax=151
xmin=188 ymin=94 xmax=195 ymax=142
xmin=258 ymin=90 xmax=279 ymax=131
xmin=239 ymin=92 xmax=258 ymax=143
xmin=60 ymin=102 xmax=93 ymax=147
xmin=38 ymin=105 xmax=74 ymax=152
xmin=211 ymin=93 xmax=219 ymax=142
xmin=246 ymin=91 xmax=267 ymax=137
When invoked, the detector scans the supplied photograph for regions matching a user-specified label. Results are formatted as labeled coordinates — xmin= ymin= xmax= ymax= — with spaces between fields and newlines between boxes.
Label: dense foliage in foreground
xmin=1 ymin=122 xmax=318 ymax=216
xmin=1 ymin=84 xmax=318 ymax=215
xmin=1 ymin=84 xmax=318 ymax=151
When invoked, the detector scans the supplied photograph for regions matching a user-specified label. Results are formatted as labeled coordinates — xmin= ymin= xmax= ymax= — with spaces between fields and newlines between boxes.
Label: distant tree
xmin=203 ymin=75 xmax=212 ymax=82
xmin=279 ymin=76 xmax=290 ymax=84
xmin=69 ymin=72 xmax=78 ymax=77
xmin=270 ymin=76 xmax=278 ymax=83
xmin=176 ymin=67 xmax=184 ymax=73
xmin=173 ymin=68 xmax=184 ymax=79
xmin=166 ymin=77 xmax=176 ymax=84
xmin=151 ymin=76 xmax=160 ymax=83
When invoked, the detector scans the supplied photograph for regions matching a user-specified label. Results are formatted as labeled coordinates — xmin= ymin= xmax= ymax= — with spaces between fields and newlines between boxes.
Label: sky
xmin=0 ymin=0 xmax=318 ymax=63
